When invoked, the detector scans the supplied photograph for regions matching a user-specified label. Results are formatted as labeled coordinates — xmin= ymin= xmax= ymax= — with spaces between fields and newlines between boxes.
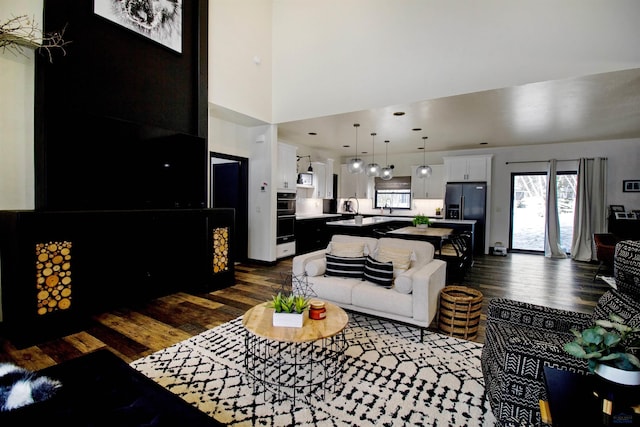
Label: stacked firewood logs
xmin=35 ymin=241 xmax=72 ymax=315
xmin=213 ymin=227 xmax=229 ymax=274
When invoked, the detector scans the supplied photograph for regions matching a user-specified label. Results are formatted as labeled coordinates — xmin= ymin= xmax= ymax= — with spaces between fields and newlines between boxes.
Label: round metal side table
xmin=242 ymin=301 xmax=349 ymax=405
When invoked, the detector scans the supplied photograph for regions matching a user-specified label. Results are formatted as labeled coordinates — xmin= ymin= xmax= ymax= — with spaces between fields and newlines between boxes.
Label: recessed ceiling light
xmin=412 ymin=128 xmax=422 ymax=131
xmin=393 ymin=112 xmax=405 ymax=116
xmin=308 ymin=132 xmax=317 ymax=135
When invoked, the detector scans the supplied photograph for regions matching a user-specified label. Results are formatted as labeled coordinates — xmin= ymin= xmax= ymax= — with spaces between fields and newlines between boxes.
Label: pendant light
xmin=347 ymin=123 xmax=363 ymax=174
xmin=380 ymin=140 xmax=394 ymax=180
xmin=365 ymin=132 xmax=380 ymax=177
xmin=416 ymin=136 xmax=432 ymax=178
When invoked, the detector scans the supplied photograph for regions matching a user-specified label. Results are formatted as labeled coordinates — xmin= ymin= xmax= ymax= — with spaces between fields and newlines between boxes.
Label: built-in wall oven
xmin=276 ymin=192 xmax=296 ymax=245
xmin=277 ymin=192 xmax=296 ymax=216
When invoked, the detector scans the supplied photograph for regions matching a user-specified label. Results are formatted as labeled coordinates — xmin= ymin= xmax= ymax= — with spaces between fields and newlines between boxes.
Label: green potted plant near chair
xmin=267 ymin=292 xmax=310 ymax=328
xmin=563 ymin=313 xmax=640 ymax=385
xmin=412 ymin=213 xmax=431 ymax=229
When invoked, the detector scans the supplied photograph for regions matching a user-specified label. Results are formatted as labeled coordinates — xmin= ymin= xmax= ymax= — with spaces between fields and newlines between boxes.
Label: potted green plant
xmin=563 ymin=313 xmax=640 ymax=385
xmin=267 ymin=292 xmax=310 ymax=327
xmin=412 ymin=213 xmax=431 ymax=229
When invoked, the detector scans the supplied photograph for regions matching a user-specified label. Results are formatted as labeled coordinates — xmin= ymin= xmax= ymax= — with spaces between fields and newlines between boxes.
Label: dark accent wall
xmin=0 ymin=208 xmax=234 ymax=347
xmin=35 ymin=0 xmax=208 ymax=210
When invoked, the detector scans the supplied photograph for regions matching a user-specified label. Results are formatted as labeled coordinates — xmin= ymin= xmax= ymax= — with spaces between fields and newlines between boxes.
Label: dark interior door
xmin=211 ymin=155 xmax=248 ymax=262
xmin=213 ymin=163 xmax=240 ymax=208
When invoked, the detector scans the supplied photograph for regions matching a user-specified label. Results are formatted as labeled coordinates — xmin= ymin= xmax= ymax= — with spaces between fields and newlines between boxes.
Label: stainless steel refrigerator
xmin=445 ymin=182 xmax=487 ymax=254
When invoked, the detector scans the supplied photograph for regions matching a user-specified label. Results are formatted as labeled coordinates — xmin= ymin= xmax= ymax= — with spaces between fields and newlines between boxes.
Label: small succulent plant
xmin=267 ymin=293 xmax=309 ymax=314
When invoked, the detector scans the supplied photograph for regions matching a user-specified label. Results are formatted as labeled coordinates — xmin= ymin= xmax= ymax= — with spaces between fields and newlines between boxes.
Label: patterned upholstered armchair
xmin=481 ymin=240 xmax=640 ymax=426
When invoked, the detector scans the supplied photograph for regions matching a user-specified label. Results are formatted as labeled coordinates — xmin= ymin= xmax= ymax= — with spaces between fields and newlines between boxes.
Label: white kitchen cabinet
xmin=311 ymin=161 xmax=326 ymax=199
xmin=340 ymin=164 xmax=371 ymax=199
xmin=324 ymin=159 xmax=334 ymax=199
xmin=277 ymin=142 xmax=297 ymax=191
xmin=443 ymin=155 xmax=492 ymax=183
xmin=276 ymin=241 xmax=296 ymax=259
xmin=411 ymin=164 xmax=444 ymax=199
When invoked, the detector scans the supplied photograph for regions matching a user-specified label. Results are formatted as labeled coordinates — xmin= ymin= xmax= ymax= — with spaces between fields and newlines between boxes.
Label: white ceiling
xmin=276 ymin=68 xmax=640 ymax=156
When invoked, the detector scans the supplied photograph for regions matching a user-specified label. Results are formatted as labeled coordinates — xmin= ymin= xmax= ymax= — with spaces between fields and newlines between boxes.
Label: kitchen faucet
xmin=346 ymin=197 xmax=360 ymax=215
xmin=383 ymin=201 xmax=393 ymax=214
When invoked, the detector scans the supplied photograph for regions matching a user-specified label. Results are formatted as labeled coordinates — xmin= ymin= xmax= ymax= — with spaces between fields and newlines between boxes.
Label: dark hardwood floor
xmin=0 ymin=252 xmax=608 ymax=371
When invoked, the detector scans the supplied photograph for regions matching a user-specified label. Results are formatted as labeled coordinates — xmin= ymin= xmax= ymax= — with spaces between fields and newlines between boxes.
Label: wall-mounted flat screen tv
xmin=42 ymin=114 xmax=206 ymax=211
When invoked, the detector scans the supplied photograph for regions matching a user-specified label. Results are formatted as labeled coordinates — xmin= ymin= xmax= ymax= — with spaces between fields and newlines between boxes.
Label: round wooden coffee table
xmin=242 ymin=301 xmax=349 ymax=404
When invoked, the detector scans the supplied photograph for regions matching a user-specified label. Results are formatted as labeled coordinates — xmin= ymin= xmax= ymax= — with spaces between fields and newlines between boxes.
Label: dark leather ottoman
xmin=0 ymin=349 xmax=223 ymax=426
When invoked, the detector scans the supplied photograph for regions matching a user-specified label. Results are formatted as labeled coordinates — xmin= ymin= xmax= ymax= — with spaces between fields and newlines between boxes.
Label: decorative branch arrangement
xmin=0 ymin=15 xmax=70 ymax=62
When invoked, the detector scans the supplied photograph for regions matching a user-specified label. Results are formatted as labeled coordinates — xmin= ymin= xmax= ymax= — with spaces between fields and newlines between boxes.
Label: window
xmin=374 ymin=177 xmax=411 ymax=209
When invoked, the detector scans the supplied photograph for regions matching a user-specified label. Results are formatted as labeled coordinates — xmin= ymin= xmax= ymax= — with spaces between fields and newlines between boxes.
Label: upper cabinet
xmin=411 ymin=164 xmax=444 ymax=199
xmin=339 ymin=164 xmax=372 ymax=199
xmin=311 ymin=161 xmax=326 ymax=199
xmin=295 ymin=159 xmax=334 ymax=199
xmin=324 ymin=159 xmax=334 ymax=199
xmin=277 ymin=142 xmax=297 ymax=191
xmin=443 ymin=155 xmax=493 ymax=184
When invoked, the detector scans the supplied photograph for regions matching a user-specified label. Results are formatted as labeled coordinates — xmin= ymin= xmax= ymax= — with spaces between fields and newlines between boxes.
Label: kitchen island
xmin=295 ymin=213 xmax=343 ymax=254
xmin=325 ymin=216 xmax=478 ymax=252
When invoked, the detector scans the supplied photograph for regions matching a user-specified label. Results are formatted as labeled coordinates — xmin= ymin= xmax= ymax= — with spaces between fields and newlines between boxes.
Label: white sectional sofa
xmin=292 ymin=234 xmax=447 ymax=333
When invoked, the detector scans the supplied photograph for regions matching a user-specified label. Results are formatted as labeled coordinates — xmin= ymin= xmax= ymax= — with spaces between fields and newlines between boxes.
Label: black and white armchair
xmin=481 ymin=240 xmax=640 ymax=426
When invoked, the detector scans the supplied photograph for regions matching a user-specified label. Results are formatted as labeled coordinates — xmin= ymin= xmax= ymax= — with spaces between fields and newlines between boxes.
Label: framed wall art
xmin=623 ymin=180 xmax=640 ymax=192
xmin=94 ymin=0 xmax=182 ymax=53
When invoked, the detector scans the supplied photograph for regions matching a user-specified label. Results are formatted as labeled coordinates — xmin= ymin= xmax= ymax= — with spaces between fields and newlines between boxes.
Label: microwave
xmin=297 ymin=172 xmax=313 ymax=186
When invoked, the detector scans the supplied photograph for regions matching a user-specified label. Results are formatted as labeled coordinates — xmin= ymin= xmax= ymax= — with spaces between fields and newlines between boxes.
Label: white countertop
xmin=431 ymin=219 xmax=477 ymax=225
xmin=326 ymin=216 xmax=412 ymax=227
xmin=296 ymin=213 xmax=342 ymax=220
xmin=326 ymin=216 xmax=476 ymax=227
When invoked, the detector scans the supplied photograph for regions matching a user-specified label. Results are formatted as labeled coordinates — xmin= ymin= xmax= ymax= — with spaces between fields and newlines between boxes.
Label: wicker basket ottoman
xmin=438 ymin=286 xmax=483 ymax=340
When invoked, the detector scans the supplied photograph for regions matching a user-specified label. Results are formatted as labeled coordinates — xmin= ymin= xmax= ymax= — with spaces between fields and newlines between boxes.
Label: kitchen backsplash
xmin=297 ymin=197 xmax=444 ymax=217
xmin=296 ymin=198 xmax=324 ymax=216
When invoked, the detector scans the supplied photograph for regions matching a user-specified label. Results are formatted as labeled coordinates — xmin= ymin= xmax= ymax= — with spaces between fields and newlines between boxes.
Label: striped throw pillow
xmin=325 ymin=254 xmax=366 ymax=279
xmin=363 ymin=256 xmax=394 ymax=288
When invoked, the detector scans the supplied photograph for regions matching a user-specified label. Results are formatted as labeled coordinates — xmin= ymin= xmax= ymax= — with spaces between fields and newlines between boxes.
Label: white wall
xmin=0 ymin=0 xmax=41 ymax=210
xmin=272 ymin=0 xmax=640 ymax=123
xmin=288 ymin=145 xmax=341 ymax=177
xmin=208 ymin=114 xmax=254 ymax=159
xmin=488 ymin=139 xmax=640 ymax=249
xmin=247 ymin=125 xmax=278 ymax=261
xmin=209 ymin=0 xmax=272 ymax=123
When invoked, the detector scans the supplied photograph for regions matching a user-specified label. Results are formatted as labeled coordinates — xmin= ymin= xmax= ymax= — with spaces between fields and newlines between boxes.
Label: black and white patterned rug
xmin=130 ymin=313 xmax=497 ymax=426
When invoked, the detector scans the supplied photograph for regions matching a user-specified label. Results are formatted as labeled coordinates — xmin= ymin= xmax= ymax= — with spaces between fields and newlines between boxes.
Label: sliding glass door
xmin=510 ymin=172 xmax=577 ymax=253
xmin=511 ymin=173 xmax=547 ymax=252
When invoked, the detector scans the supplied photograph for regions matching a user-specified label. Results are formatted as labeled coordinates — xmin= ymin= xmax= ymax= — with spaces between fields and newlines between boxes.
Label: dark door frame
xmin=509 ymin=172 xmax=547 ymax=254
xmin=209 ymin=152 xmax=249 ymax=262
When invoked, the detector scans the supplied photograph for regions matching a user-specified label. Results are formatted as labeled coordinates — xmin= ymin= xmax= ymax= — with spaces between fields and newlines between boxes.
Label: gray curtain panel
xmin=571 ymin=157 xmax=608 ymax=261
xmin=545 ymin=159 xmax=567 ymax=258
